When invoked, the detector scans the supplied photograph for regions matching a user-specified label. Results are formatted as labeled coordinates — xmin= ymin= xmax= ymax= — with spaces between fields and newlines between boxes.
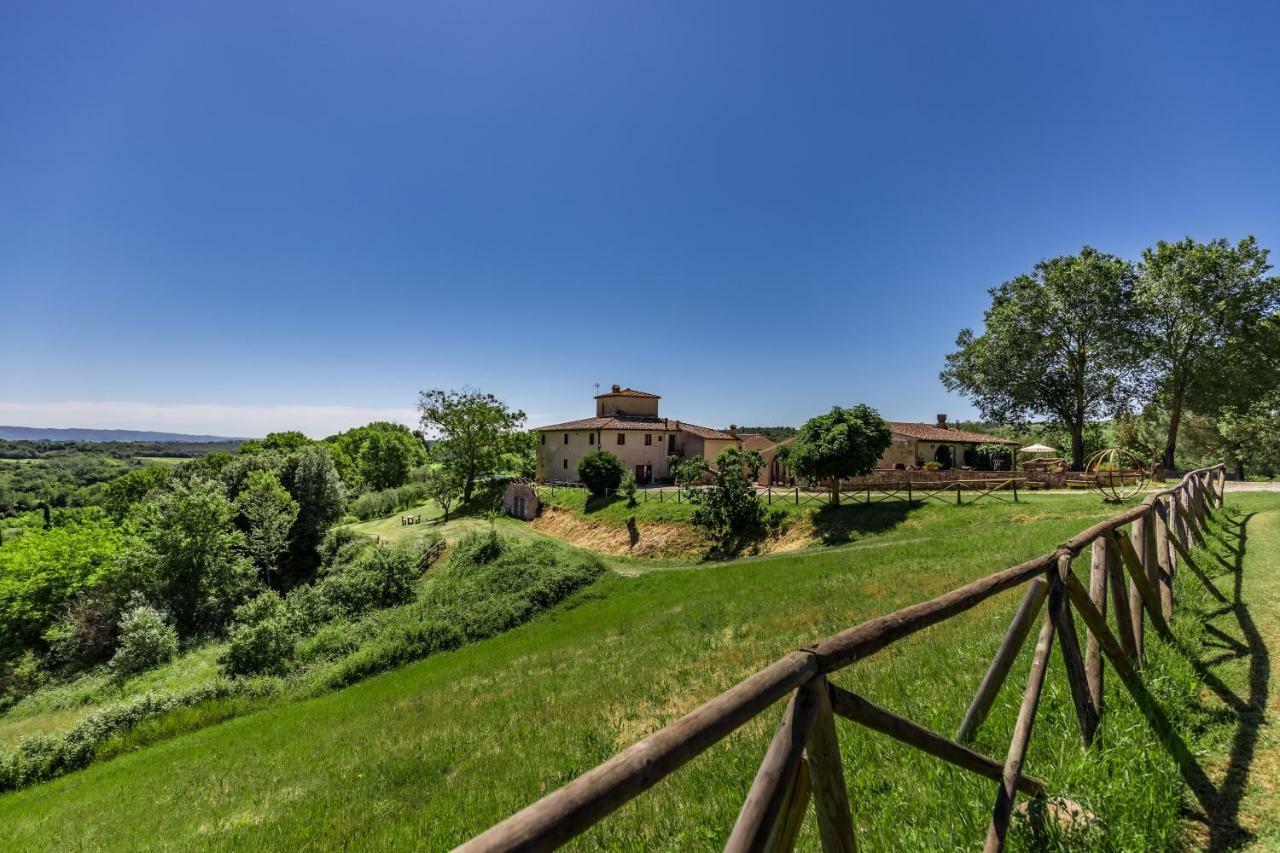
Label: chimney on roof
xmin=611 ymin=384 xmax=621 ymax=393
xmin=936 ymin=413 xmax=948 ymax=428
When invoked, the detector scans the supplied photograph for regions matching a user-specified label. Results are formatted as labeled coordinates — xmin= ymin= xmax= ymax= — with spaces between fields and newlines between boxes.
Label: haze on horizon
xmin=4 ymin=2 xmax=1279 ymax=439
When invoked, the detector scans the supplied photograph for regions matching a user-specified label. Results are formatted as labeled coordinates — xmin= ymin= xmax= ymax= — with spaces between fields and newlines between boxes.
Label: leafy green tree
xmin=102 ymin=467 xmax=170 ymax=522
xmin=0 ymin=513 xmax=123 ymax=660
xmin=942 ymin=247 xmax=1142 ymax=470
xmin=422 ymin=466 xmax=463 ymax=522
xmin=418 ymin=388 xmax=526 ymax=503
xmin=1213 ymin=397 xmax=1280 ymax=480
xmin=357 ymin=431 xmax=413 ymax=491
xmin=237 ymin=471 xmax=299 ymax=584
xmin=109 ymin=603 xmax=178 ymax=680
xmin=280 ymin=446 xmax=346 ymax=581
xmin=237 ymin=431 xmax=313 ymax=455
xmin=787 ymin=405 xmax=893 ymax=504
xmin=119 ymin=479 xmax=257 ymax=638
xmin=326 ymin=444 xmax=362 ymax=495
xmin=577 ymin=451 xmax=625 ymax=496
xmin=682 ymin=448 xmax=767 ymax=553
xmin=1136 ymin=237 xmax=1280 ymax=469
xmin=501 ymin=430 xmax=539 ymax=479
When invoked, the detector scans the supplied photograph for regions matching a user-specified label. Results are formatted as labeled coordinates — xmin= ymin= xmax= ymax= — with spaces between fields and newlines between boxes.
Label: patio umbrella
xmin=1020 ymin=443 xmax=1057 ymax=454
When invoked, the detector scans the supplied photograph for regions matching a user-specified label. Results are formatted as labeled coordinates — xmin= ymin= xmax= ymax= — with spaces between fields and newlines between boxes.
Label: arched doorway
xmin=934 ymin=445 xmax=953 ymax=470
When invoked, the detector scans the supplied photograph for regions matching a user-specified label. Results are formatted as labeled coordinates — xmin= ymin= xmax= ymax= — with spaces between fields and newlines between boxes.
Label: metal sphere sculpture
xmin=1085 ymin=448 xmax=1149 ymax=503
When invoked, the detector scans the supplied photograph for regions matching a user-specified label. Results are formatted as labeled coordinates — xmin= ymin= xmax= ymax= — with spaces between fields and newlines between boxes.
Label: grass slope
xmin=0 ymin=493 xmax=1268 ymax=849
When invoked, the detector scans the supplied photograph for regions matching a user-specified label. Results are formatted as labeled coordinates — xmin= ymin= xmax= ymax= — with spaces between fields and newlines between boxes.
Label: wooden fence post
xmin=727 ymin=682 xmax=822 ymax=851
xmin=1127 ymin=513 xmax=1147 ymax=663
xmin=906 ymin=480 xmax=913 ymax=505
xmin=1051 ymin=559 xmax=1098 ymax=747
xmin=1085 ymin=537 xmax=1108 ymax=716
xmin=1112 ymin=530 xmax=1172 ymax=638
xmin=806 ymin=676 xmax=857 ymax=853
xmin=1150 ymin=504 xmax=1173 ymax=621
xmin=1105 ymin=534 xmax=1139 ymax=662
xmin=956 ymin=577 xmax=1049 ymax=744
xmin=985 ymin=608 xmax=1056 ymax=852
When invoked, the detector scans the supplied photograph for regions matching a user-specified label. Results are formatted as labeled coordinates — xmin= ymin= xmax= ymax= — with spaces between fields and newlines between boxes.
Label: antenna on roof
xmin=593 ymin=382 xmax=600 ymax=397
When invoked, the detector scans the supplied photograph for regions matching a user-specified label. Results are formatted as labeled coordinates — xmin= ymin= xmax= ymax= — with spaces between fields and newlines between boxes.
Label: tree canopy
xmin=786 ymin=405 xmax=892 ymax=504
xmin=418 ymin=388 xmax=525 ymax=503
xmin=1136 ymin=236 xmax=1280 ymax=468
xmin=941 ymin=246 xmax=1142 ymax=470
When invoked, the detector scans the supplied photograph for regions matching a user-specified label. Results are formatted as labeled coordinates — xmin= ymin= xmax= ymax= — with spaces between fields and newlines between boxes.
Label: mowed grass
xmin=0 ymin=492 xmax=1262 ymax=850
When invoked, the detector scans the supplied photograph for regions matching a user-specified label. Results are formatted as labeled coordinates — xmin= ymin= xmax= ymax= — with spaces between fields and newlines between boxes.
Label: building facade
xmin=534 ymin=386 xmax=740 ymax=484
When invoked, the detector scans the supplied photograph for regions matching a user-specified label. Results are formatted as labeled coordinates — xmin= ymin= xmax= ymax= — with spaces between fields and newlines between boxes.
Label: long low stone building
xmin=534 ymin=386 xmax=1020 ymax=486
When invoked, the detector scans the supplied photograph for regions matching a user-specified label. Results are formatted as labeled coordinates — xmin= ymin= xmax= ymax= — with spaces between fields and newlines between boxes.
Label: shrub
xmin=0 ymin=651 xmax=47 ymax=708
xmin=320 ymin=544 xmax=418 ymax=618
xmin=0 ymin=682 xmax=235 ymax=792
xmin=221 ymin=616 xmax=294 ymax=677
xmin=448 ymin=528 xmax=504 ymax=569
xmin=620 ymin=471 xmax=638 ymax=507
xmin=577 ymin=451 xmax=625 ymax=496
xmin=923 ymin=460 xmax=943 ymax=471
xmin=313 ymin=621 xmax=463 ymax=691
xmin=351 ymin=489 xmax=396 ymax=521
xmin=683 ymin=448 xmax=767 ymax=554
xmin=220 ymin=592 xmax=294 ymax=677
xmin=318 ymin=525 xmax=372 ymax=571
xmin=282 ymin=582 xmax=337 ymax=635
xmin=109 ymin=606 xmax=178 ymax=680
xmin=293 ymin=622 xmax=361 ymax=664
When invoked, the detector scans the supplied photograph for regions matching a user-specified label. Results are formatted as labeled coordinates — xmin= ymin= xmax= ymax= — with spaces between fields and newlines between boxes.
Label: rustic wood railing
xmin=461 ymin=464 xmax=1227 ymax=852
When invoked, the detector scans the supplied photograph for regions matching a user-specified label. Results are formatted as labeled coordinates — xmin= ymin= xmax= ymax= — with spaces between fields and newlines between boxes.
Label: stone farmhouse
xmin=534 ymin=386 xmax=1020 ymax=486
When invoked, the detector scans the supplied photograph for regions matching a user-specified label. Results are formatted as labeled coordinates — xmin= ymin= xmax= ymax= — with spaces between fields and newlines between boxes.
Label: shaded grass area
xmin=1 ymin=493 xmax=1264 ymax=848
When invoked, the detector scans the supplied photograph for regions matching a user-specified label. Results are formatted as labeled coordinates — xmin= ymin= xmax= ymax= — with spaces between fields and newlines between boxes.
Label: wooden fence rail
xmin=462 ymin=464 xmax=1227 ymax=852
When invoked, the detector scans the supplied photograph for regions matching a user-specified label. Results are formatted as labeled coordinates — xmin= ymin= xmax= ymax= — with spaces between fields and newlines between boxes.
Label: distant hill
xmin=0 ymin=425 xmax=247 ymax=443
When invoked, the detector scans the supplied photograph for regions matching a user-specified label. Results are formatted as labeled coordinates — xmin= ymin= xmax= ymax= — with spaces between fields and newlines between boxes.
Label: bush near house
xmin=577 ymin=451 xmax=625 ymax=497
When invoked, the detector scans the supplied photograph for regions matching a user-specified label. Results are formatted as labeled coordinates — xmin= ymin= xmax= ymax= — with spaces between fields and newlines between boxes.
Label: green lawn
xmin=0 ymin=492 xmax=1269 ymax=850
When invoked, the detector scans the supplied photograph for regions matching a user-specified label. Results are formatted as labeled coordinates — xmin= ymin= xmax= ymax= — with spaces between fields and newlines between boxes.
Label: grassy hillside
xmin=0 ymin=492 xmax=1265 ymax=850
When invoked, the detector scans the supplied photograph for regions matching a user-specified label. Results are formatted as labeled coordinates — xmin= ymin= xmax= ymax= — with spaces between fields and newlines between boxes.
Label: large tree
xmin=786 ymin=405 xmax=892 ymax=504
xmin=941 ymin=246 xmax=1141 ymax=470
xmin=417 ymin=388 xmax=526 ymax=503
xmin=1136 ymin=237 xmax=1279 ymax=469
xmin=236 ymin=471 xmax=299 ymax=585
xmin=280 ymin=445 xmax=346 ymax=580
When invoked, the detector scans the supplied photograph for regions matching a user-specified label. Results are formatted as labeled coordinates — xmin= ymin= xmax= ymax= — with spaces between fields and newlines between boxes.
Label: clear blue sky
xmin=3 ymin=2 xmax=1278 ymax=437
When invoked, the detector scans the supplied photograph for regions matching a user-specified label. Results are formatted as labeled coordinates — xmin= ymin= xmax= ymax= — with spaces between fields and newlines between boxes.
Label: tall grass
xmin=0 ymin=493 xmax=1265 ymax=850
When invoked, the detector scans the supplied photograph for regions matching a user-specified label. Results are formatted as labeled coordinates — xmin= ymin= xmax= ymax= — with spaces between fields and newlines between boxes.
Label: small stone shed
xmin=503 ymin=481 xmax=540 ymax=521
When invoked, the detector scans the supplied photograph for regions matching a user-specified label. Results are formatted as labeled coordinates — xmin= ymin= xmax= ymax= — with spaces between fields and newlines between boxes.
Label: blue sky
xmin=3 ymin=2 xmax=1278 ymax=437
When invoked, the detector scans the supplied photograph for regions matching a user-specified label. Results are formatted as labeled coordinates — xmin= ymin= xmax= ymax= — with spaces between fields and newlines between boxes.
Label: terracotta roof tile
xmin=535 ymin=416 xmax=736 ymax=440
xmin=888 ymin=422 xmax=1020 ymax=445
xmin=593 ymin=387 xmax=660 ymax=399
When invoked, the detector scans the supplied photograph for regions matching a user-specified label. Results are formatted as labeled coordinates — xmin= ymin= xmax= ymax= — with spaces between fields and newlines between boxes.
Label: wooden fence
xmin=537 ymin=479 xmax=1024 ymax=508
xmin=414 ymin=538 xmax=447 ymax=574
xmin=461 ymin=463 xmax=1226 ymax=852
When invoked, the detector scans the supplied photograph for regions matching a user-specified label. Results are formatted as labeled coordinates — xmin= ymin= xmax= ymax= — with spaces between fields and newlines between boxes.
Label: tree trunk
xmin=1069 ymin=423 xmax=1085 ymax=472
xmin=1163 ymin=387 xmax=1184 ymax=472
xmin=463 ymin=476 xmax=474 ymax=504
xmin=830 ymin=480 xmax=840 ymax=506
xmin=1234 ymin=460 xmax=1245 ymax=482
